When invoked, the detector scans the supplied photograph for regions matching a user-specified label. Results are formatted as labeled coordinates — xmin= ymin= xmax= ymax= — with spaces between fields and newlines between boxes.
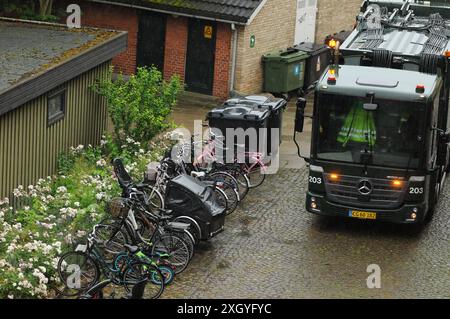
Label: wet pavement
xmin=163 ymin=95 xmax=450 ymax=299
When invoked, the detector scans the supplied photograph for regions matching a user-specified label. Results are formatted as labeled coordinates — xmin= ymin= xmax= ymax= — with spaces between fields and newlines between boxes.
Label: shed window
xmin=48 ymin=88 xmax=66 ymax=125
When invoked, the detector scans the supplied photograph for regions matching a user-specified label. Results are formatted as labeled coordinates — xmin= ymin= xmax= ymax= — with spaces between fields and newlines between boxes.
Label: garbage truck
xmin=294 ymin=0 xmax=450 ymax=224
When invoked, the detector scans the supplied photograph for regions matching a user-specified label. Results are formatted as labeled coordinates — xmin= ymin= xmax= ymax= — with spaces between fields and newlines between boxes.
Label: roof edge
xmin=0 ymin=21 xmax=128 ymax=116
xmin=87 ymin=0 xmax=250 ymax=25
xmin=0 ymin=16 xmax=126 ymax=34
xmin=246 ymin=0 xmax=269 ymax=25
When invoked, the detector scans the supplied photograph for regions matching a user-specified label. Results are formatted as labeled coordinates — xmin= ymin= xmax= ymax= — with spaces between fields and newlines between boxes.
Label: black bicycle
xmin=56 ymin=232 xmax=165 ymax=299
xmin=101 ymin=194 xmax=192 ymax=274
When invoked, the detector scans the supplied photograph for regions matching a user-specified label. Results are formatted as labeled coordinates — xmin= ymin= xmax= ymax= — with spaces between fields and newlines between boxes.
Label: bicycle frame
xmin=190 ymin=129 xmax=268 ymax=169
xmin=79 ymin=236 xmax=131 ymax=287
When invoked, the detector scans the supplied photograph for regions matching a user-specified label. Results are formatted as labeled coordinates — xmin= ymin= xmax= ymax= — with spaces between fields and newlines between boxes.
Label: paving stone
xmin=162 ymin=168 xmax=450 ymax=299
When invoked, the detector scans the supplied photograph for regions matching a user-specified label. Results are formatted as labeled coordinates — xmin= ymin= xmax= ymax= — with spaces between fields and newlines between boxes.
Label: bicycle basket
xmin=108 ymin=197 xmax=129 ymax=218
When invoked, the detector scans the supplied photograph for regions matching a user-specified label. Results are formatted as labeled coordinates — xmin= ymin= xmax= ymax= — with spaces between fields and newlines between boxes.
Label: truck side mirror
xmin=295 ymin=98 xmax=307 ymax=133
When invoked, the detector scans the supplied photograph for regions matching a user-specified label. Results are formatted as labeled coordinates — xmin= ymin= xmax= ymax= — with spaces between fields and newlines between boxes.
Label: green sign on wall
xmin=250 ymin=35 xmax=256 ymax=48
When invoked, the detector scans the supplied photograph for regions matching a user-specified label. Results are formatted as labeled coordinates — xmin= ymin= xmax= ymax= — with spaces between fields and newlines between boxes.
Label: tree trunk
xmin=39 ymin=0 xmax=53 ymax=16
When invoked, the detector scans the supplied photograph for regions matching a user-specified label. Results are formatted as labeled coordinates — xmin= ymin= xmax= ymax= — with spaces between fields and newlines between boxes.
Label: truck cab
xmin=295 ymin=0 xmax=450 ymax=224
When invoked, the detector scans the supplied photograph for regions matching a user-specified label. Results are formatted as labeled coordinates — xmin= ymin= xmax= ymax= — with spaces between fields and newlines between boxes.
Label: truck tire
xmin=424 ymin=180 xmax=439 ymax=224
xmin=424 ymin=203 xmax=436 ymax=224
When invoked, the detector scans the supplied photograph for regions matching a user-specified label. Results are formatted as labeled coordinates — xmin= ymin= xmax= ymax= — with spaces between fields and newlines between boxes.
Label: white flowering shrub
xmin=0 ymin=134 xmax=171 ymax=298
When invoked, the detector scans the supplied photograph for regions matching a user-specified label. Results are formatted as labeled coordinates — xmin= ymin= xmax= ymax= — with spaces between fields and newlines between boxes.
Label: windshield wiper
xmin=360 ymin=145 xmax=373 ymax=174
xmin=360 ymin=112 xmax=375 ymax=170
xmin=360 ymin=146 xmax=373 ymax=165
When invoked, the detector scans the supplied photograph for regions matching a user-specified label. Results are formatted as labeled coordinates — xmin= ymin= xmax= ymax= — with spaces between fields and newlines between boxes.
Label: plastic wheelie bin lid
xmin=294 ymin=42 xmax=330 ymax=55
xmin=262 ymin=48 xmax=309 ymax=63
xmin=223 ymin=95 xmax=287 ymax=113
xmin=207 ymin=105 xmax=270 ymax=122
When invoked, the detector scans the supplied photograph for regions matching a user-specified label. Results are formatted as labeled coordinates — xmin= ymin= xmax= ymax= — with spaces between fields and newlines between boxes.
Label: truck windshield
xmin=315 ymin=94 xmax=424 ymax=169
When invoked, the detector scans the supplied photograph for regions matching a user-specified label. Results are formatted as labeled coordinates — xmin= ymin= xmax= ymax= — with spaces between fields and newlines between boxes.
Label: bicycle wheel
xmin=176 ymin=230 xmax=195 ymax=260
xmin=123 ymin=261 xmax=165 ymax=299
xmin=213 ymin=187 xmax=228 ymax=212
xmin=151 ymin=234 xmax=190 ymax=274
xmin=136 ymin=215 xmax=157 ymax=243
xmin=207 ymin=171 xmax=240 ymax=214
xmin=159 ymin=229 xmax=194 ymax=261
xmin=243 ymin=162 xmax=266 ymax=188
xmin=152 ymin=265 xmax=175 ymax=286
xmin=215 ymin=183 xmax=238 ymax=215
xmin=208 ymin=171 xmax=240 ymax=197
xmin=142 ymin=186 xmax=165 ymax=210
xmin=224 ymin=166 xmax=250 ymax=200
xmin=183 ymin=229 xmax=197 ymax=250
xmin=173 ymin=216 xmax=202 ymax=244
xmin=94 ymin=222 xmax=128 ymax=257
xmin=56 ymin=251 xmax=100 ymax=297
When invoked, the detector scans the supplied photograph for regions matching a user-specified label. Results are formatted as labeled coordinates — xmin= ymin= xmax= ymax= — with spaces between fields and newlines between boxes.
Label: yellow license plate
xmin=349 ymin=210 xmax=377 ymax=220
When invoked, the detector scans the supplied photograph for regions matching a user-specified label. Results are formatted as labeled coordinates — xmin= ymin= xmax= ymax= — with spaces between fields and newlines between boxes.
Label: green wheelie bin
xmin=262 ymin=47 xmax=309 ymax=99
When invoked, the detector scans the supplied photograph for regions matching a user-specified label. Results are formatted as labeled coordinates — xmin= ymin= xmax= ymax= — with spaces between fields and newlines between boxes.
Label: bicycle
xmin=111 ymin=159 xmax=195 ymax=263
xmin=186 ymin=130 xmax=252 ymax=195
xmin=200 ymin=131 xmax=268 ymax=188
xmin=57 ymin=232 xmax=165 ymax=299
xmin=101 ymin=197 xmax=193 ymax=275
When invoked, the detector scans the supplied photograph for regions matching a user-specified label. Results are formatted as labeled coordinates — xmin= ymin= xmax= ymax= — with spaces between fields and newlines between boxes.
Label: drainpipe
xmin=229 ymin=23 xmax=238 ymax=95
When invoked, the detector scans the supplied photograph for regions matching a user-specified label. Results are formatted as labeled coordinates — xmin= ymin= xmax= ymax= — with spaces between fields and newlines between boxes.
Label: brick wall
xmin=233 ymin=0 xmax=297 ymax=94
xmin=71 ymin=1 xmax=138 ymax=74
xmin=60 ymin=1 xmax=232 ymax=99
xmin=315 ymin=0 xmax=361 ymax=43
xmin=164 ymin=18 xmax=231 ymax=99
xmin=164 ymin=16 xmax=188 ymax=82
xmin=213 ymin=23 xmax=232 ymax=99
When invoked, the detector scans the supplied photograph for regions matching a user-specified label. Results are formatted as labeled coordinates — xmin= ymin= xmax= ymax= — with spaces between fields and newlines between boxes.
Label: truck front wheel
xmin=424 ymin=181 xmax=440 ymax=224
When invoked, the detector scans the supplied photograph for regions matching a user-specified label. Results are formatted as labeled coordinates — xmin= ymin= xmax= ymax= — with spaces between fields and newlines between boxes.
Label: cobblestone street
xmin=162 ymin=167 xmax=449 ymax=299
xmin=162 ymin=97 xmax=450 ymax=299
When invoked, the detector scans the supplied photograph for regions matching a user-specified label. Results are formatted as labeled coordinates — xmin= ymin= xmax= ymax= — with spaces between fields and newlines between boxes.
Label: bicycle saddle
xmin=124 ymin=244 xmax=139 ymax=254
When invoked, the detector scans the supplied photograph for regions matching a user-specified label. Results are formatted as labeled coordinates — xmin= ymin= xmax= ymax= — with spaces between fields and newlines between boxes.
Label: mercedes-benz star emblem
xmin=357 ymin=180 xmax=373 ymax=195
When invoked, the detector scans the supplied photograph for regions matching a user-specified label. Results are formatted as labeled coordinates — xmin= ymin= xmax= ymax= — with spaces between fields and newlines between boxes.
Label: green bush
xmin=93 ymin=67 xmax=181 ymax=148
